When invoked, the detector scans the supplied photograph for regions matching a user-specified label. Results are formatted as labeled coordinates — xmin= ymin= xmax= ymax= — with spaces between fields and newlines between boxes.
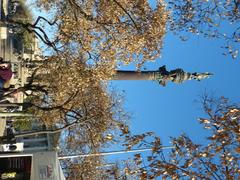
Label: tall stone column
xmin=114 ymin=66 xmax=212 ymax=86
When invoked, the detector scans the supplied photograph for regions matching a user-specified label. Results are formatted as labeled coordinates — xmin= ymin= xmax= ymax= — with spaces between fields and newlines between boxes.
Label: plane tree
xmin=113 ymin=96 xmax=240 ymax=179
xmin=4 ymin=0 xmax=239 ymax=61
xmin=168 ymin=0 xmax=240 ymax=59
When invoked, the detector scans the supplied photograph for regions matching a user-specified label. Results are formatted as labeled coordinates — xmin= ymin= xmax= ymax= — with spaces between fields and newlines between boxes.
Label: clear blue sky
xmin=111 ymin=27 xmax=240 ymax=147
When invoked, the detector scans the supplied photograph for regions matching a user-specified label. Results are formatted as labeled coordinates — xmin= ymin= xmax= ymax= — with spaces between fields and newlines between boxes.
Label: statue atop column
xmin=155 ymin=65 xmax=213 ymax=86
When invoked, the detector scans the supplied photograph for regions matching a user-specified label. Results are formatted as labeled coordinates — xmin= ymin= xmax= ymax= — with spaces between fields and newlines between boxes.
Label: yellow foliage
xmin=34 ymin=0 xmax=168 ymax=68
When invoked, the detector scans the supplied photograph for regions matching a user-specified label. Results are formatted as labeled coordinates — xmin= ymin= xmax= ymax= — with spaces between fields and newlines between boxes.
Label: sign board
xmin=0 ymin=27 xmax=7 ymax=40
xmin=0 ymin=142 xmax=24 ymax=152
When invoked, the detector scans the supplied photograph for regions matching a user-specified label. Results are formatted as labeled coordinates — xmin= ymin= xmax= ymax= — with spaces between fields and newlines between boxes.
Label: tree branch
xmin=111 ymin=0 xmax=139 ymax=30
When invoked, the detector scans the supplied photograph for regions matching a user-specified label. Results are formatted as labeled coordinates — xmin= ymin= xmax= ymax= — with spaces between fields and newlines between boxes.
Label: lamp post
xmin=58 ymin=146 xmax=175 ymax=160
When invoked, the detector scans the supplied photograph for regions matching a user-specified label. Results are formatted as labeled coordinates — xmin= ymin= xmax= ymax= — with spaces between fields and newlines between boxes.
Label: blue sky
xmin=111 ymin=29 xmax=240 ymax=147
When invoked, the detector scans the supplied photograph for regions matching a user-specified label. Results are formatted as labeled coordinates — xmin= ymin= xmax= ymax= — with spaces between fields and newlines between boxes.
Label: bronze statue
xmin=156 ymin=65 xmax=213 ymax=86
